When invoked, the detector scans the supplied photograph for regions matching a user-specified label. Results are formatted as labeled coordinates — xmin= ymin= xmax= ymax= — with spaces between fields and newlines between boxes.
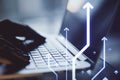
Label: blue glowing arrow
xmin=91 ymin=37 xmax=107 ymax=80
xmin=64 ymin=27 xmax=70 ymax=80
xmin=46 ymin=54 xmax=58 ymax=80
xmin=72 ymin=2 xmax=93 ymax=80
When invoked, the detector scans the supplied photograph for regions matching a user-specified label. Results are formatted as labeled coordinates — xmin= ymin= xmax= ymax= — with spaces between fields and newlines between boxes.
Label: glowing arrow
xmin=46 ymin=54 xmax=58 ymax=80
xmin=91 ymin=37 xmax=107 ymax=80
xmin=72 ymin=2 xmax=93 ymax=80
xmin=64 ymin=27 xmax=70 ymax=80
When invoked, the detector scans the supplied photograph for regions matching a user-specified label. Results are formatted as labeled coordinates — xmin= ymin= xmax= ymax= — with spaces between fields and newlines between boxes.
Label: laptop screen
xmin=60 ymin=0 xmax=119 ymax=62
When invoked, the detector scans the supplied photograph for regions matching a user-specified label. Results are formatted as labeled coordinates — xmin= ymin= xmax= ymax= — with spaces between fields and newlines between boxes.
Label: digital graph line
xmin=64 ymin=27 xmax=70 ymax=80
xmin=46 ymin=54 xmax=58 ymax=80
xmin=72 ymin=2 xmax=93 ymax=80
xmin=91 ymin=37 xmax=107 ymax=80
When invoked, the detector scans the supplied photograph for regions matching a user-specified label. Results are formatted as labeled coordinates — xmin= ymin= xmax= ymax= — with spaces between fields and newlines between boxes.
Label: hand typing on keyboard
xmin=0 ymin=19 xmax=46 ymax=52
xmin=0 ymin=19 xmax=46 ymax=74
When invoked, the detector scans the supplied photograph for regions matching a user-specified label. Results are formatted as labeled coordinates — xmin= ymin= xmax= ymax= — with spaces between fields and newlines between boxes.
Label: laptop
xmin=0 ymin=0 xmax=118 ymax=79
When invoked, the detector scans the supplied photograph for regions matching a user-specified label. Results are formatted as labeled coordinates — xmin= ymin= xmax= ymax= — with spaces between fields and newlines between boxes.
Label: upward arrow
xmin=83 ymin=3 xmax=93 ymax=46
xmin=91 ymin=37 xmax=107 ymax=80
xmin=46 ymin=54 xmax=58 ymax=80
xmin=83 ymin=2 xmax=94 ymax=9
xmin=101 ymin=37 xmax=107 ymax=68
xmin=72 ymin=2 xmax=93 ymax=80
xmin=64 ymin=27 xmax=70 ymax=31
xmin=64 ymin=27 xmax=69 ymax=80
xmin=102 ymin=37 xmax=108 ymax=41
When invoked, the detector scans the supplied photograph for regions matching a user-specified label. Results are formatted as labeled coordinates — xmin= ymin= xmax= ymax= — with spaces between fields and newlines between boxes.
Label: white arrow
xmin=64 ymin=27 xmax=69 ymax=80
xmin=64 ymin=27 xmax=70 ymax=32
xmin=72 ymin=2 xmax=93 ymax=80
xmin=46 ymin=54 xmax=58 ymax=80
xmin=91 ymin=37 xmax=107 ymax=80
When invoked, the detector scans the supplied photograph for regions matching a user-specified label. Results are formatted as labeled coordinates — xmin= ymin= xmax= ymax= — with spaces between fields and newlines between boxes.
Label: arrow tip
xmin=64 ymin=27 xmax=70 ymax=31
xmin=83 ymin=2 xmax=94 ymax=9
xmin=102 ymin=37 xmax=108 ymax=41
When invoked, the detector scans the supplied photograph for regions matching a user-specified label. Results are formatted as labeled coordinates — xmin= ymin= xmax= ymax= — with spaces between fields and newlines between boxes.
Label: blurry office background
xmin=0 ymin=0 xmax=103 ymax=37
xmin=0 ymin=0 xmax=67 ymax=36
xmin=0 ymin=0 xmax=103 ymax=35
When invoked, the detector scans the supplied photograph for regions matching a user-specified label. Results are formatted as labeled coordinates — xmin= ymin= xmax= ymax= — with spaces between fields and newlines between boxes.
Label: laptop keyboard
xmin=25 ymin=39 xmax=73 ymax=70
xmin=18 ymin=39 xmax=91 ymax=74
